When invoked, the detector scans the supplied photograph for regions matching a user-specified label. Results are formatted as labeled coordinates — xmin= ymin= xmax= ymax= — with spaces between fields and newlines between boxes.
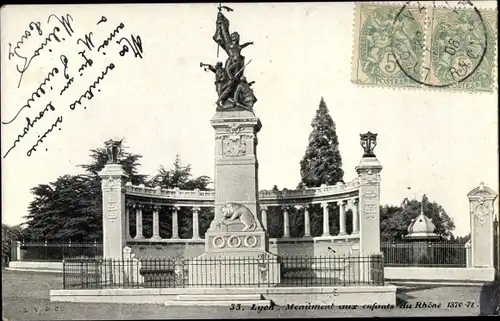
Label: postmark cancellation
xmin=351 ymin=1 xmax=498 ymax=92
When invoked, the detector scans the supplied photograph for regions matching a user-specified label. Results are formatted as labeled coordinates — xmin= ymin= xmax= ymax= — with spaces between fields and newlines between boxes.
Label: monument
xmin=355 ymin=132 xmax=383 ymax=256
xmin=467 ymin=183 xmax=497 ymax=270
xmin=99 ymin=139 xmax=128 ymax=259
xmin=190 ymin=5 xmax=279 ymax=286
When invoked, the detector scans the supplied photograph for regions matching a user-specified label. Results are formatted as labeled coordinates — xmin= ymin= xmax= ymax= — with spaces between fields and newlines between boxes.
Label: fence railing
xmin=15 ymin=241 xmax=103 ymax=261
xmin=62 ymin=254 xmax=384 ymax=289
xmin=381 ymin=241 xmax=467 ymax=267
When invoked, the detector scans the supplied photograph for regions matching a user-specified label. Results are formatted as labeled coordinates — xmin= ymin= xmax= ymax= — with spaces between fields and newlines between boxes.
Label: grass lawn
xmin=1 ymin=269 xmax=498 ymax=320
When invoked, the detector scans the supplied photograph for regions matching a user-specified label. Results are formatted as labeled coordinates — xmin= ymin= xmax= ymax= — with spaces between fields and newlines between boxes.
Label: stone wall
xmin=128 ymin=237 xmax=360 ymax=259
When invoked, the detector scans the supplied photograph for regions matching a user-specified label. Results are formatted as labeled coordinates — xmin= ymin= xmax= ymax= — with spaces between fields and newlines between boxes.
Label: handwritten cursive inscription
xmin=2 ymin=68 xmax=59 ymax=125
xmin=4 ymin=102 xmax=57 ymax=158
xmin=12 ymin=14 xmax=74 ymax=88
xmin=69 ymin=63 xmax=116 ymax=110
xmin=2 ymin=12 xmax=145 ymax=159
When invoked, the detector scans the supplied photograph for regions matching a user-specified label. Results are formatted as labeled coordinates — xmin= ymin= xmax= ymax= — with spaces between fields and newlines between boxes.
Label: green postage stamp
xmin=351 ymin=1 xmax=498 ymax=92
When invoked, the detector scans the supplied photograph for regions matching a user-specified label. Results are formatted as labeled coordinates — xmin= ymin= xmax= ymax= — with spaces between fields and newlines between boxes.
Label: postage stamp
xmin=425 ymin=6 xmax=498 ymax=91
xmin=351 ymin=1 xmax=498 ymax=92
xmin=351 ymin=3 xmax=427 ymax=88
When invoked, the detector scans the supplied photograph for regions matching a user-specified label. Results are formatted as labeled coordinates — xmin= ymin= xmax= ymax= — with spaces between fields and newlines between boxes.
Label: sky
xmin=1 ymin=2 xmax=498 ymax=237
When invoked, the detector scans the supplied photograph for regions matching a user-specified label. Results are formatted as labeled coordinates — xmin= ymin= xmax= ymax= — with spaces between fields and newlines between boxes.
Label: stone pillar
xmin=351 ymin=198 xmax=359 ymax=235
xmin=209 ymin=113 xmax=263 ymax=230
xmin=204 ymin=110 xmax=272 ymax=257
xmin=304 ymin=204 xmax=311 ymax=237
xmin=467 ymin=183 xmax=498 ymax=268
xmin=282 ymin=206 xmax=290 ymax=238
xmin=171 ymin=206 xmax=180 ymax=239
xmin=338 ymin=200 xmax=346 ymax=235
xmin=322 ymin=202 xmax=330 ymax=237
xmin=134 ymin=204 xmax=144 ymax=240
xmin=192 ymin=207 xmax=201 ymax=240
xmin=465 ymin=241 xmax=472 ymax=268
xmin=11 ymin=241 xmax=21 ymax=261
xmin=261 ymin=206 xmax=268 ymax=231
xmin=151 ymin=205 xmax=161 ymax=241
xmin=99 ymin=162 xmax=129 ymax=258
xmin=355 ymin=152 xmax=383 ymax=255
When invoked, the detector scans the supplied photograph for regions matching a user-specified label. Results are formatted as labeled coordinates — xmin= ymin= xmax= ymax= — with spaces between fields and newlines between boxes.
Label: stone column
xmin=304 ymin=204 xmax=311 ymax=237
xmin=134 ymin=204 xmax=144 ymax=240
xmin=338 ymin=200 xmax=346 ymax=235
xmin=171 ymin=206 xmax=180 ymax=239
xmin=322 ymin=202 xmax=330 ymax=237
xmin=356 ymin=153 xmax=383 ymax=255
xmin=282 ymin=206 xmax=290 ymax=238
xmin=125 ymin=202 xmax=133 ymax=240
xmin=151 ymin=205 xmax=161 ymax=241
xmin=192 ymin=207 xmax=201 ymax=240
xmin=261 ymin=206 xmax=268 ymax=231
xmin=467 ymin=183 xmax=498 ymax=268
xmin=98 ymin=162 xmax=129 ymax=258
xmin=351 ymin=198 xmax=359 ymax=235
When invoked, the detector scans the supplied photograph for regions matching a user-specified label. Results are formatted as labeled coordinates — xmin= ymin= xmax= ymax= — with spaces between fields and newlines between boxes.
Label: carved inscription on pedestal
xmin=107 ymin=195 xmax=118 ymax=221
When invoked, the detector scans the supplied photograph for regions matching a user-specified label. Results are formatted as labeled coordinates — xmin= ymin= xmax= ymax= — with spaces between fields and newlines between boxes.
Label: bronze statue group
xmin=201 ymin=7 xmax=257 ymax=111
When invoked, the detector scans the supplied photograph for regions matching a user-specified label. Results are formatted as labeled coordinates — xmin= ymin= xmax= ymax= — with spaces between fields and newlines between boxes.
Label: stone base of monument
xmin=187 ymin=256 xmax=280 ymax=287
xmin=189 ymin=230 xmax=280 ymax=287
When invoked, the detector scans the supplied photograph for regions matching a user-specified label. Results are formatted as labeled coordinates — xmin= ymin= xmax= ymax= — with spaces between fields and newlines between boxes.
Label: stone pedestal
xmin=355 ymin=156 xmax=383 ymax=256
xmin=99 ymin=163 xmax=128 ymax=259
xmin=467 ymin=183 xmax=498 ymax=268
xmin=192 ymin=109 xmax=279 ymax=287
xmin=205 ymin=109 xmax=269 ymax=257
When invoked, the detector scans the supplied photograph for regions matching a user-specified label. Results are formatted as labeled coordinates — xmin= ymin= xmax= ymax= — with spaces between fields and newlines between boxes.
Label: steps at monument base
xmin=177 ymin=294 xmax=262 ymax=301
xmin=165 ymin=294 xmax=271 ymax=307
xmin=165 ymin=300 xmax=272 ymax=307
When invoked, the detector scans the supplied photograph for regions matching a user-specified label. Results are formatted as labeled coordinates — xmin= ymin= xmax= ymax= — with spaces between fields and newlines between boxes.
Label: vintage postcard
xmin=1 ymin=2 xmax=499 ymax=319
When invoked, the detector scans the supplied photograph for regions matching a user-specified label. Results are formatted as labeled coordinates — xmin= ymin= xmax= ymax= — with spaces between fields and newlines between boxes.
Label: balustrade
xmin=125 ymin=191 xmax=362 ymax=241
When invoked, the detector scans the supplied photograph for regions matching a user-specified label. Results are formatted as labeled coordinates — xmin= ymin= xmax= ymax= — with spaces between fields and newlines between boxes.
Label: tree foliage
xmin=299 ymin=97 xmax=344 ymax=187
xmin=380 ymin=195 xmax=457 ymax=242
xmin=139 ymin=154 xmax=213 ymax=239
xmin=264 ymin=97 xmax=347 ymax=239
xmin=79 ymin=140 xmax=147 ymax=185
xmin=149 ymin=154 xmax=211 ymax=191
xmin=22 ymin=140 xmax=145 ymax=241
xmin=2 ymin=224 xmax=22 ymax=265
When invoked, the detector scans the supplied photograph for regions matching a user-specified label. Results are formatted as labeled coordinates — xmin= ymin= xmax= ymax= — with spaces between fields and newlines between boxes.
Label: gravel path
xmin=2 ymin=269 xmax=498 ymax=319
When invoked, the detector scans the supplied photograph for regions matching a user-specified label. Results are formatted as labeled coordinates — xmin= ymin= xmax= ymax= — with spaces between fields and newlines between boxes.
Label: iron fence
xmin=381 ymin=241 xmax=467 ymax=267
xmin=62 ymin=254 xmax=384 ymax=289
xmin=18 ymin=241 xmax=103 ymax=261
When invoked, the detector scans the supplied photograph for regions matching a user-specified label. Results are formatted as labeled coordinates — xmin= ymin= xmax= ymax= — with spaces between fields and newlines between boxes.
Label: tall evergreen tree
xmin=300 ymin=97 xmax=344 ymax=187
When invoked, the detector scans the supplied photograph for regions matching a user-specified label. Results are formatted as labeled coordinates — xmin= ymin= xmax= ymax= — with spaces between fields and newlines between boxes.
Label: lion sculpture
xmin=220 ymin=202 xmax=257 ymax=231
